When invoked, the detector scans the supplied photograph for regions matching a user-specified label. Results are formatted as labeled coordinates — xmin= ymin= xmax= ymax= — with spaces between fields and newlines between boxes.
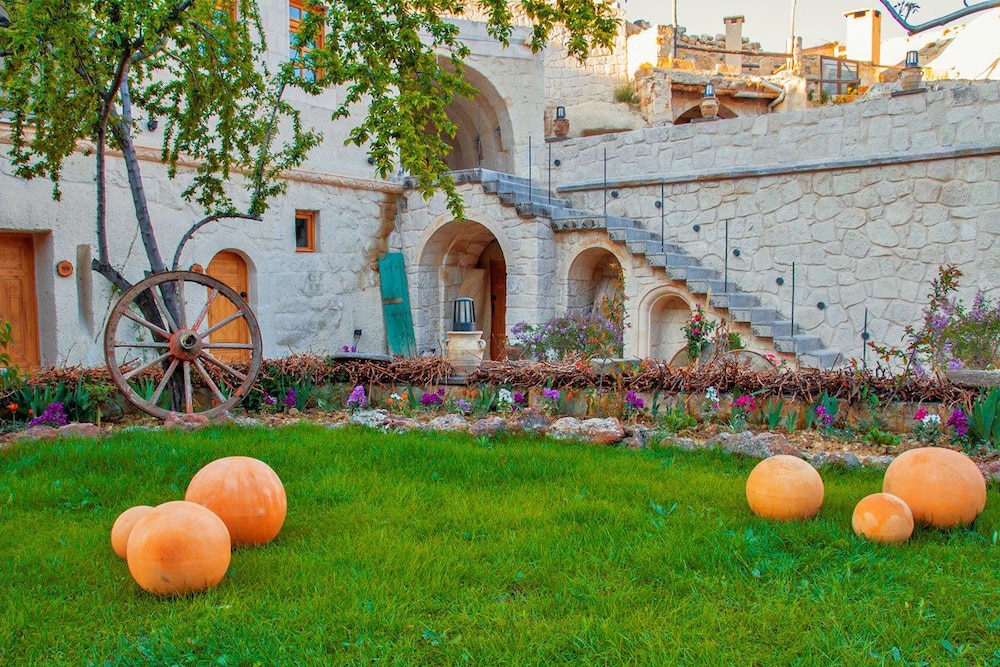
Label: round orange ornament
xmin=852 ymin=493 xmax=914 ymax=544
xmin=185 ymin=456 xmax=287 ymax=545
xmin=883 ymin=447 xmax=986 ymax=528
xmin=746 ymin=455 xmax=824 ymax=521
xmin=126 ymin=501 xmax=231 ymax=596
xmin=110 ymin=505 xmax=154 ymax=559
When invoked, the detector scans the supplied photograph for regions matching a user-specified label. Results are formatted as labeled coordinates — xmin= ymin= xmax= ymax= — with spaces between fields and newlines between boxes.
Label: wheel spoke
xmin=204 ymin=342 xmax=255 ymax=349
xmin=122 ymin=352 xmax=172 ymax=381
xmin=183 ymin=360 xmax=193 ymax=413
xmin=192 ymin=289 xmax=219 ymax=331
xmin=200 ymin=351 xmax=248 ymax=383
xmin=204 ymin=309 xmax=246 ymax=337
xmin=122 ymin=310 xmax=171 ymax=340
xmin=177 ymin=275 xmax=188 ymax=330
xmin=150 ymin=359 xmax=180 ymax=406
xmin=194 ymin=358 xmax=228 ymax=404
xmin=151 ymin=285 xmax=179 ymax=333
xmin=114 ymin=341 xmax=169 ymax=349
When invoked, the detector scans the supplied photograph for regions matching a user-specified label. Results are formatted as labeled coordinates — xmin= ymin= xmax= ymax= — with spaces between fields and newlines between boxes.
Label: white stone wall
xmin=0 ymin=138 xmax=397 ymax=366
xmin=545 ymin=81 xmax=1000 ymax=362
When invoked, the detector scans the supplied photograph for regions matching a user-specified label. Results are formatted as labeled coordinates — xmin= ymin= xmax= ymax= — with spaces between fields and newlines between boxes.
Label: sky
xmin=621 ymin=1 xmax=972 ymax=52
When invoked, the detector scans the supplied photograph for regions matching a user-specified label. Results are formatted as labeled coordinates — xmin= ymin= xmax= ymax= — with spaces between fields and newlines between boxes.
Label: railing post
xmin=528 ymin=136 xmax=532 ymax=206
xmin=790 ymin=261 xmax=796 ymax=337
xmin=724 ymin=218 xmax=730 ymax=294
xmin=861 ymin=307 xmax=870 ymax=368
xmin=603 ymin=148 xmax=608 ymax=220
xmin=548 ymin=141 xmax=552 ymax=206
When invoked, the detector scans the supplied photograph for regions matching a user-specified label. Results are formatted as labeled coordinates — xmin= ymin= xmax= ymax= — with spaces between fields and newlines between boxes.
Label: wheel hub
xmin=169 ymin=329 xmax=203 ymax=361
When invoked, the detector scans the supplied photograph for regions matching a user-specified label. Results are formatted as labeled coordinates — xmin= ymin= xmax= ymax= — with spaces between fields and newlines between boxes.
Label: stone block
xmin=831 ymin=172 xmax=862 ymax=196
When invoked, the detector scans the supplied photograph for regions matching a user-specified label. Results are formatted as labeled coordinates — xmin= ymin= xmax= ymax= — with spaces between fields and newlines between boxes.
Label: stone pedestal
xmin=445 ymin=331 xmax=487 ymax=376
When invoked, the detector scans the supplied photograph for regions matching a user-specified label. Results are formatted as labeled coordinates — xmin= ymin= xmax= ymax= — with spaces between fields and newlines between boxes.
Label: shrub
xmin=510 ymin=313 xmax=623 ymax=361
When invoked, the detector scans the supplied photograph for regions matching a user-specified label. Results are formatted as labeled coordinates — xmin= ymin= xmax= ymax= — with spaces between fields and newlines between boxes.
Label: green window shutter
xmin=378 ymin=252 xmax=416 ymax=357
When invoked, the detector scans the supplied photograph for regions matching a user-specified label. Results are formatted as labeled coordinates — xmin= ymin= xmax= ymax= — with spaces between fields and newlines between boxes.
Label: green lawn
xmin=2 ymin=423 xmax=999 ymax=666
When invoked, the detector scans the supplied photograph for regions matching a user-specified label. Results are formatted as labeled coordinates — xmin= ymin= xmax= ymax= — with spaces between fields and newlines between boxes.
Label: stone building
xmin=0 ymin=1 xmax=997 ymax=372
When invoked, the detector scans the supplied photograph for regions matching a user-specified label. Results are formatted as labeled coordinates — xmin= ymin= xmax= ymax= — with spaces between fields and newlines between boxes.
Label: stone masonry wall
xmin=544 ymin=81 xmax=1000 ymax=363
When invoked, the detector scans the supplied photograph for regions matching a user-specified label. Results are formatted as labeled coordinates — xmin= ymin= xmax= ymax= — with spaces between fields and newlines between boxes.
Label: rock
xmin=512 ymin=409 xmax=551 ymax=433
xmin=426 ymin=414 xmax=470 ymax=432
xmin=164 ymin=413 xmax=210 ymax=431
xmin=548 ymin=417 xmax=625 ymax=445
xmin=861 ymin=455 xmax=895 ymax=469
xmin=349 ymin=409 xmax=391 ymax=430
xmin=977 ymin=460 xmax=1000 ymax=482
xmin=709 ymin=431 xmax=802 ymax=459
xmin=1 ymin=425 xmax=60 ymax=442
xmin=288 ymin=407 xmax=300 ymax=416
xmin=659 ymin=436 xmax=703 ymax=451
xmin=621 ymin=436 xmax=645 ymax=450
xmin=58 ymin=423 xmax=104 ymax=439
xmin=806 ymin=451 xmax=862 ymax=469
xmin=384 ymin=414 xmax=420 ymax=432
xmin=470 ymin=417 xmax=508 ymax=438
xmin=622 ymin=424 xmax=654 ymax=450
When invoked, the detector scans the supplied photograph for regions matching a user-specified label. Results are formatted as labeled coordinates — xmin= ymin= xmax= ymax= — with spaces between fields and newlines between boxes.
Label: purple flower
xmin=814 ymin=405 xmax=834 ymax=427
xmin=29 ymin=402 xmax=68 ymax=428
xmin=347 ymin=385 xmax=367 ymax=408
xmin=420 ymin=391 xmax=444 ymax=406
xmin=625 ymin=391 xmax=645 ymax=410
xmin=263 ymin=392 xmax=277 ymax=406
xmin=543 ymin=388 xmax=560 ymax=401
xmin=455 ymin=399 xmax=471 ymax=414
xmin=437 ymin=388 xmax=446 ymax=397
xmin=948 ymin=357 xmax=965 ymax=371
xmin=513 ymin=392 xmax=526 ymax=405
xmin=342 ymin=345 xmax=356 ymax=353
xmin=947 ymin=409 xmax=969 ymax=437
xmin=283 ymin=388 xmax=297 ymax=408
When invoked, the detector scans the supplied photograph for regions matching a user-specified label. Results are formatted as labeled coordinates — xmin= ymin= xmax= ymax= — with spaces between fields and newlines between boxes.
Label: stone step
xmin=605 ymin=215 xmax=644 ymax=230
xmin=627 ymin=240 xmax=664 ymax=256
xmin=685 ymin=266 xmax=717 ymax=281
xmin=798 ymin=348 xmax=845 ymax=370
xmin=709 ymin=292 xmax=760 ymax=309
xmin=663 ymin=252 xmax=698 ymax=267
xmin=608 ymin=227 xmax=655 ymax=243
xmin=492 ymin=184 xmax=571 ymax=208
xmin=748 ymin=307 xmax=783 ymax=324
xmin=772 ymin=335 xmax=824 ymax=354
xmin=751 ymin=320 xmax=793 ymax=339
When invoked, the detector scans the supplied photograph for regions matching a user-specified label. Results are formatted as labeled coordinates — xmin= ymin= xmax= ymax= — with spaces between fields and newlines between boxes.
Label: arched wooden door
xmin=206 ymin=251 xmax=251 ymax=363
xmin=0 ymin=233 xmax=40 ymax=368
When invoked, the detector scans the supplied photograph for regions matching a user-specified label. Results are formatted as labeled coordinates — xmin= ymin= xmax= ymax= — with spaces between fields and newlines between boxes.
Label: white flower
xmin=497 ymin=388 xmax=513 ymax=405
xmin=705 ymin=386 xmax=719 ymax=402
xmin=922 ymin=413 xmax=942 ymax=425
xmin=390 ymin=393 xmax=403 ymax=402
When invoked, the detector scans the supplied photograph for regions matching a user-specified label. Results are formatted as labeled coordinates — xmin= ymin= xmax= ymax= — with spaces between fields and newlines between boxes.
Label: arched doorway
xmin=566 ymin=248 xmax=625 ymax=355
xmin=416 ymin=220 xmax=507 ymax=360
xmin=647 ymin=294 xmax=692 ymax=361
xmin=206 ymin=251 xmax=251 ymax=363
xmin=433 ymin=63 xmax=514 ymax=173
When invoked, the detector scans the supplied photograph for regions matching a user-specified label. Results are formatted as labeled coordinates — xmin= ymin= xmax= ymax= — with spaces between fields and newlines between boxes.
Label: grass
xmin=2 ymin=423 xmax=1000 ymax=665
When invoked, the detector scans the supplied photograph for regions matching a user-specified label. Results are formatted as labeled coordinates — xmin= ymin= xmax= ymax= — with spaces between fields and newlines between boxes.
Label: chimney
xmin=723 ymin=16 xmax=745 ymax=73
xmin=843 ymin=8 xmax=881 ymax=64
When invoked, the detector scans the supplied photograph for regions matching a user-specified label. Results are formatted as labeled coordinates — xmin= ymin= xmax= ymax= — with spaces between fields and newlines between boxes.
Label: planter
xmin=946 ymin=369 xmax=1000 ymax=389
xmin=445 ymin=331 xmax=487 ymax=376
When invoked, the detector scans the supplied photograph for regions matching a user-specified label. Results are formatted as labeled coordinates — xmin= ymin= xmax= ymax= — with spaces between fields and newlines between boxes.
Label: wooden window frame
xmin=816 ymin=56 xmax=860 ymax=96
xmin=289 ymin=0 xmax=323 ymax=81
xmin=295 ymin=210 xmax=316 ymax=253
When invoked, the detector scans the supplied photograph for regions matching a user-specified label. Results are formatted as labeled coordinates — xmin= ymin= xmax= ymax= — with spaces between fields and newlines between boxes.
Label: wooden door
xmin=0 ymin=234 xmax=40 ymax=368
xmin=488 ymin=259 xmax=506 ymax=361
xmin=206 ymin=251 xmax=250 ymax=363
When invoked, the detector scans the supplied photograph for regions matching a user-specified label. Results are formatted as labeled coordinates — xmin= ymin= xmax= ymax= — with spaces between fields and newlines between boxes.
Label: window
xmin=818 ymin=56 xmax=860 ymax=97
xmin=289 ymin=0 xmax=323 ymax=82
xmin=295 ymin=210 xmax=316 ymax=252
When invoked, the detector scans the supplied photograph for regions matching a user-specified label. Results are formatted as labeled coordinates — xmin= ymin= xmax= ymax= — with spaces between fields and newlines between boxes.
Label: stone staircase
xmin=453 ymin=168 xmax=844 ymax=369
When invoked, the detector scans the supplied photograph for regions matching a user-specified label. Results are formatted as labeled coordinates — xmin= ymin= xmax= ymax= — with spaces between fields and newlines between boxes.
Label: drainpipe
xmin=752 ymin=77 xmax=786 ymax=109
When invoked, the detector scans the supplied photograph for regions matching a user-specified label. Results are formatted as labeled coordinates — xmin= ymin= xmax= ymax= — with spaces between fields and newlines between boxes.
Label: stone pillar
xmin=724 ymin=16 xmax=744 ymax=74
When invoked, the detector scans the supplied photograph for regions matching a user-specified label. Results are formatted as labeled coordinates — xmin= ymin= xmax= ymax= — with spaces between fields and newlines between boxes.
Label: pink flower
xmin=913 ymin=408 xmax=928 ymax=421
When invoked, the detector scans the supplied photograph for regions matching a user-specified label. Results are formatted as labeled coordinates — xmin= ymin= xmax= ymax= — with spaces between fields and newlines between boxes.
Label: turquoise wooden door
xmin=378 ymin=253 xmax=416 ymax=357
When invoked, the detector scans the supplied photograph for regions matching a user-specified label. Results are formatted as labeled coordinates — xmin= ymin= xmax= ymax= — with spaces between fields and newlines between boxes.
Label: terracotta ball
xmin=883 ymin=447 xmax=986 ymax=528
xmin=746 ymin=455 xmax=824 ymax=521
xmin=852 ymin=493 xmax=914 ymax=544
xmin=185 ymin=456 xmax=287 ymax=545
xmin=111 ymin=505 xmax=155 ymax=560
xmin=126 ymin=501 xmax=231 ymax=596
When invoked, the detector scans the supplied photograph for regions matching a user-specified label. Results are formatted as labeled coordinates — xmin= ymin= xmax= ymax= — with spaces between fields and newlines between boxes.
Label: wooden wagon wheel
xmin=104 ymin=271 xmax=263 ymax=420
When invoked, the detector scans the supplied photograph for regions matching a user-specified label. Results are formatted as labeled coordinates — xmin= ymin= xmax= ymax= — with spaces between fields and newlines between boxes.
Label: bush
xmin=510 ymin=313 xmax=623 ymax=361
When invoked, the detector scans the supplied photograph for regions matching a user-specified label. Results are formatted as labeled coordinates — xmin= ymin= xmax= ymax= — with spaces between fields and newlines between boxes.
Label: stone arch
xmin=414 ymin=218 xmax=509 ymax=359
xmin=566 ymin=247 xmax=625 ymax=318
xmin=673 ymin=103 xmax=738 ymax=124
xmin=636 ymin=285 xmax=696 ymax=362
xmin=434 ymin=61 xmax=514 ymax=173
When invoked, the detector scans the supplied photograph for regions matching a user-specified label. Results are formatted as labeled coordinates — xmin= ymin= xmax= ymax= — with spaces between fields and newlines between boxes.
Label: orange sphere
xmin=126 ymin=501 xmax=231 ymax=596
xmin=185 ymin=456 xmax=287 ymax=545
xmin=883 ymin=447 xmax=986 ymax=528
xmin=111 ymin=505 xmax=154 ymax=559
xmin=852 ymin=493 xmax=914 ymax=544
xmin=746 ymin=455 xmax=824 ymax=521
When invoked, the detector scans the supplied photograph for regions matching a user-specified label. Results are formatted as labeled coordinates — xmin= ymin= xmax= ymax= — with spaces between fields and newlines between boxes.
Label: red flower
xmin=913 ymin=408 xmax=928 ymax=421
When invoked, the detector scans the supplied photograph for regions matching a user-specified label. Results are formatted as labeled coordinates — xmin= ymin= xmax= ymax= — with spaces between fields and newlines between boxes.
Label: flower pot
xmin=445 ymin=331 xmax=487 ymax=376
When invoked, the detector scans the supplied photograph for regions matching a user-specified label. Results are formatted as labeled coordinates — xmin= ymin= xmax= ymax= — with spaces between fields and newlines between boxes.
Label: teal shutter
xmin=378 ymin=252 xmax=416 ymax=357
